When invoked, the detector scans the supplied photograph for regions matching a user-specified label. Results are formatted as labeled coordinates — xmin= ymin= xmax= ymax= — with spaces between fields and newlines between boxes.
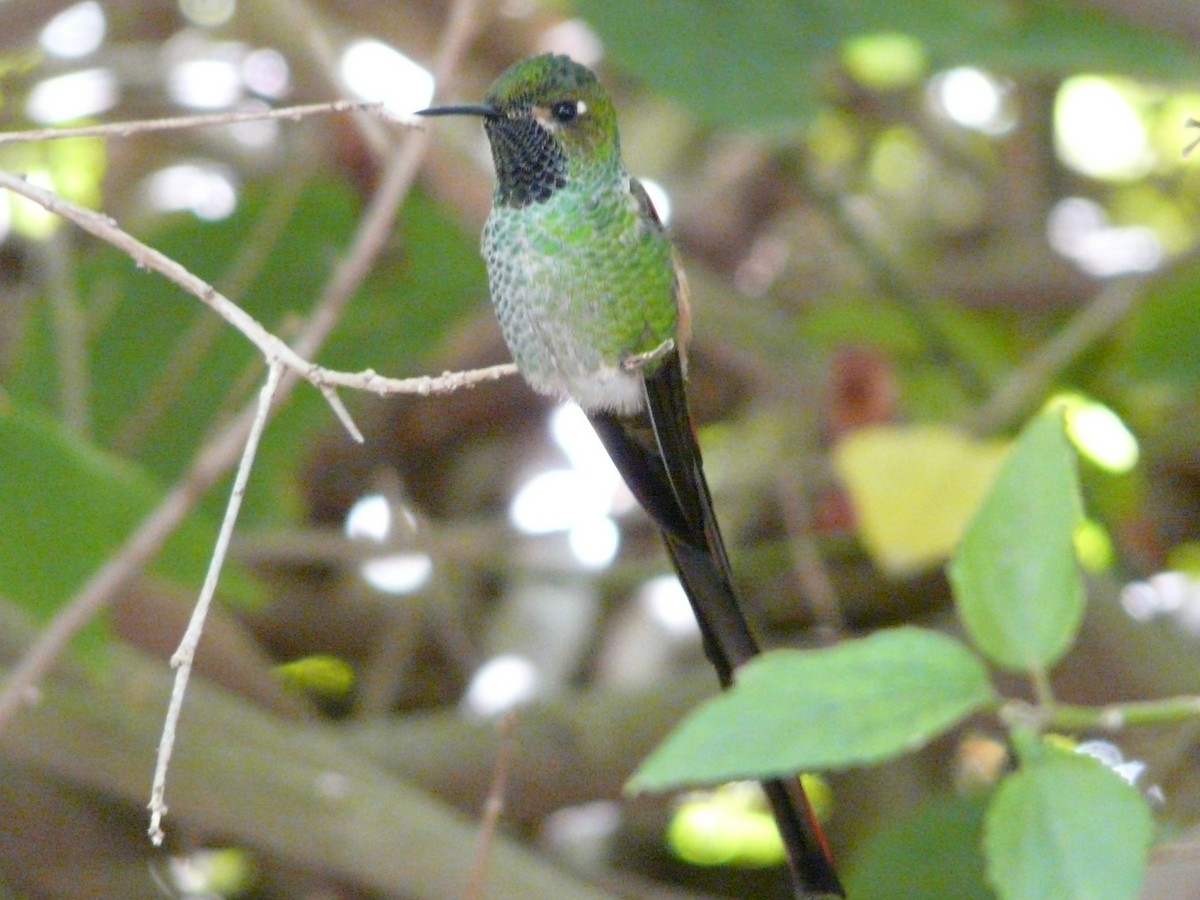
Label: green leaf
xmin=0 ymin=405 xmax=259 ymax=658
xmin=275 ymin=654 xmax=356 ymax=702
xmin=948 ymin=411 xmax=1084 ymax=672
xmin=628 ymin=628 xmax=995 ymax=791
xmin=579 ymin=0 xmax=838 ymax=128
xmin=577 ymin=0 xmax=1199 ymax=128
xmin=847 ymin=794 xmax=991 ymax=900
xmin=984 ymin=747 xmax=1153 ymax=900
xmin=1120 ymin=259 xmax=1200 ymax=388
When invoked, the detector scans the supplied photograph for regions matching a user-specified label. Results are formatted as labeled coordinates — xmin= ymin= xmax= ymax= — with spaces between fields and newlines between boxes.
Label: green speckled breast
xmin=482 ymin=170 xmax=679 ymax=414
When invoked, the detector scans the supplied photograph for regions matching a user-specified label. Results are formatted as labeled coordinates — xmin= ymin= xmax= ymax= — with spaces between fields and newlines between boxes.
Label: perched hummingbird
xmin=419 ymin=54 xmax=843 ymax=898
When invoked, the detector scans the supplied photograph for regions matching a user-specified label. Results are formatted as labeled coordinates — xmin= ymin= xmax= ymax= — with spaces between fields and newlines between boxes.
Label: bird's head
xmin=419 ymin=54 xmax=621 ymax=207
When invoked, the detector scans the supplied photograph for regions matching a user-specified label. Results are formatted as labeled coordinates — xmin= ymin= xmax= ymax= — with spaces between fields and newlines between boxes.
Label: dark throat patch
xmin=485 ymin=116 xmax=569 ymax=208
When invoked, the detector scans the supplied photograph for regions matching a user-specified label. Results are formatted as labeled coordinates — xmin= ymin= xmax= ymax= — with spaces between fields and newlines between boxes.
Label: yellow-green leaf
xmin=834 ymin=424 xmax=1010 ymax=575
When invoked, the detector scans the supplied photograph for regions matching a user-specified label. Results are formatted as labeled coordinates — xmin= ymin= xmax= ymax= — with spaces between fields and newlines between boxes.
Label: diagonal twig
xmin=148 ymin=359 xmax=284 ymax=845
xmin=0 ymin=169 xmax=366 ymax=441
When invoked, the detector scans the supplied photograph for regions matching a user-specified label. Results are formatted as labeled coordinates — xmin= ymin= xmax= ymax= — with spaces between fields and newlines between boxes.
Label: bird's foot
xmin=621 ymin=338 xmax=675 ymax=373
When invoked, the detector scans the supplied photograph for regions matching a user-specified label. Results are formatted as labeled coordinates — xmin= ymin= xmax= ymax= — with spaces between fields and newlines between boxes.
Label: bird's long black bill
xmin=587 ymin=350 xmax=844 ymax=897
xmin=415 ymin=103 xmax=500 ymax=118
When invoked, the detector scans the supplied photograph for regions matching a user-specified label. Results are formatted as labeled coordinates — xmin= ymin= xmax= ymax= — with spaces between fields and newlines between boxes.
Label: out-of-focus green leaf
xmin=578 ymin=0 xmax=1199 ymax=127
xmin=0 ymin=405 xmax=259 ymax=659
xmin=799 ymin=296 xmax=927 ymax=357
xmin=275 ymin=654 xmax=356 ymax=702
xmin=1120 ymin=259 xmax=1200 ymax=388
xmin=579 ymin=0 xmax=838 ymax=128
xmin=949 ymin=411 xmax=1084 ymax=673
xmin=628 ymin=628 xmax=995 ymax=791
xmin=847 ymin=794 xmax=991 ymax=900
xmin=834 ymin=424 xmax=1010 ymax=575
xmin=1 ymin=137 xmax=107 ymax=238
xmin=984 ymin=746 xmax=1153 ymax=900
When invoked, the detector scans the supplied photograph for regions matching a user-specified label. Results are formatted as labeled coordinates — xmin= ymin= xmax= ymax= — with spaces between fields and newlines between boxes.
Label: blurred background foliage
xmin=2 ymin=0 xmax=1200 ymax=897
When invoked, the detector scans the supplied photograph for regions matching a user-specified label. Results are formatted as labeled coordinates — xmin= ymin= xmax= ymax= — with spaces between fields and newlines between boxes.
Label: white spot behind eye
xmin=536 ymin=100 xmax=586 ymax=132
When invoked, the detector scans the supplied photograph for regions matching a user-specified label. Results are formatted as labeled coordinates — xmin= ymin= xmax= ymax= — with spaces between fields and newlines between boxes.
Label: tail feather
xmin=763 ymin=777 xmax=844 ymax=897
xmin=587 ymin=349 xmax=844 ymax=898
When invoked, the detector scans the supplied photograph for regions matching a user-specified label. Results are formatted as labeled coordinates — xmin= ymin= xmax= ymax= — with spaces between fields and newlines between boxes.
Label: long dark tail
xmin=588 ymin=350 xmax=844 ymax=898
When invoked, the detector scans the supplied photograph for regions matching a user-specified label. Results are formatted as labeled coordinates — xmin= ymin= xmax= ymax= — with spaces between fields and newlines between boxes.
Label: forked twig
xmin=0 ymin=0 xmax=492 ymax=816
xmin=0 ymin=170 xmax=366 ymax=440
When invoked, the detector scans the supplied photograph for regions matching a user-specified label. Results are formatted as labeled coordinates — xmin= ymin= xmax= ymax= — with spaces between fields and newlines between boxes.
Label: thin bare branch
xmin=0 ymin=100 xmax=394 ymax=145
xmin=148 ymin=360 xmax=283 ymax=845
xmin=315 ymin=362 xmax=517 ymax=396
xmin=0 ymin=171 xmax=517 ymax=435
xmin=0 ymin=169 xmax=364 ymax=441
xmin=144 ymin=0 xmax=489 ymax=842
xmin=0 ymin=0 xmax=488 ymax=737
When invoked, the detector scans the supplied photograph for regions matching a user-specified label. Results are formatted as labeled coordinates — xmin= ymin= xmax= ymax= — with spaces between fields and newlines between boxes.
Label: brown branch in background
xmin=44 ymin=232 xmax=91 ymax=436
xmin=968 ymin=277 xmax=1143 ymax=434
xmin=466 ymin=712 xmax=519 ymax=900
xmin=773 ymin=465 xmax=845 ymax=636
xmin=1184 ymin=117 xmax=1200 ymax=156
xmin=0 ymin=0 xmax=488 ymax=735
xmin=287 ymin=0 xmax=482 ymax=367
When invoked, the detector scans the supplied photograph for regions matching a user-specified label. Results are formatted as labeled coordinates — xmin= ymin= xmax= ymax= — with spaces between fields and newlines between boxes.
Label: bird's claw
xmin=621 ymin=338 xmax=675 ymax=372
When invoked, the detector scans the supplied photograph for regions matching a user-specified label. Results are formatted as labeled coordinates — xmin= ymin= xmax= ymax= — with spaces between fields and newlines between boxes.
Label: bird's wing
xmin=588 ymin=346 xmax=756 ymax=684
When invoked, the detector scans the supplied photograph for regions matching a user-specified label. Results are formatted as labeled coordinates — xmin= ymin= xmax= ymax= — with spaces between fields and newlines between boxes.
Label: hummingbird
xmin=419 ymin=54 xmax=843 ymax=898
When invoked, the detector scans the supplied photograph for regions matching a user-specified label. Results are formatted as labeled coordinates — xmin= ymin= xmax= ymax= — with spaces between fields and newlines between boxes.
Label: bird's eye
xmin=551 ymin=100 xmax=581 ymax=123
